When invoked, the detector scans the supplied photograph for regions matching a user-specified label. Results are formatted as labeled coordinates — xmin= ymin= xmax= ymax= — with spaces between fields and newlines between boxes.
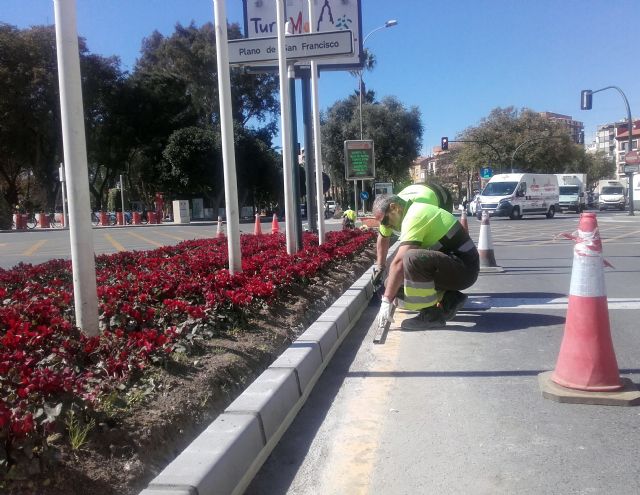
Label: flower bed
xmin=0 ymin=229 xmax=374 ymax=475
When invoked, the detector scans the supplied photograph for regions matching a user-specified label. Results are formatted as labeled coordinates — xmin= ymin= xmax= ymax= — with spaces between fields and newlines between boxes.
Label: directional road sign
xmin=480 ymin=167 xmax=493 ymax=179
xmin=228 ymin=30 xmax=353 ymax=65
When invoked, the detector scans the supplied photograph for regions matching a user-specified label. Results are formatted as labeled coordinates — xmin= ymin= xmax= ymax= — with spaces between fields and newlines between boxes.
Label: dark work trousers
xmin=403 ymin=248 xmax=479 ymax=294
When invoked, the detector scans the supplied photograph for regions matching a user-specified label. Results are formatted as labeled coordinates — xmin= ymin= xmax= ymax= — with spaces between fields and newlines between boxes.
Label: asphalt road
xmin=244 ymin=210 xmax=640 ymax=495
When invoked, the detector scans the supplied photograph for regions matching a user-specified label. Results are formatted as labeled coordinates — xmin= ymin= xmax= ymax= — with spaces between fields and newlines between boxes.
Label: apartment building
xmin=540 ymin=112 xmax=585 ymax=144
xmin=615 ymin=120 xmax=640 ymax=177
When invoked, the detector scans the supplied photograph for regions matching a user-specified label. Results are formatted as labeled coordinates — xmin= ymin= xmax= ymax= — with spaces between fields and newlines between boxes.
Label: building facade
xmin=540 ymin=112 xmax=585 ymax=144
xmin=614 ymin=120 xmax=640 ymax=178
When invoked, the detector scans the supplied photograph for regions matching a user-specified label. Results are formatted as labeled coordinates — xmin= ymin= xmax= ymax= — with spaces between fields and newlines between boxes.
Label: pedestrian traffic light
xmin=441 ymin=137 xmax=449 ymax=150
xmin=581 ymin=90 xmax=592 ymax=110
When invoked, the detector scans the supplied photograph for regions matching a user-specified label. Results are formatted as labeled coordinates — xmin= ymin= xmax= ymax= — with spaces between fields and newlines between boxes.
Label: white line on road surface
xmin=467 ymin=297 xmax=640 ymax=310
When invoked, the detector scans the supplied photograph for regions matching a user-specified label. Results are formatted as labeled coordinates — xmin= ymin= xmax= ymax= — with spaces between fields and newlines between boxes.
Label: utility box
xmin=173 ymin=200 xmax=190 ymax=224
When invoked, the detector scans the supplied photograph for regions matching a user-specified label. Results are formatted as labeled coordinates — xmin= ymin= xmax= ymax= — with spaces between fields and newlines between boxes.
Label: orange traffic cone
xmin=459 ymin=208 xmax=469 ymax=233
xmin=254 ymin=213 xmax=262 ymax=236
xmin=271 ymin=213 xmax=280 ymax=234
xmin=477 ymin=211 xmax=503 ymax=272
xmin=216 ymin=216 xmax=225 ymax=239
xmin=539 ymin=212 xmax=640 ymax=405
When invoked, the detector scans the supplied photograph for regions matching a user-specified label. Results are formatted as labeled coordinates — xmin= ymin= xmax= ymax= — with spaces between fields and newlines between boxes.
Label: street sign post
xmin=228 ymin=30 xmax=353 ymax=65
xmin=344 ymin=140 xmax=375 ymax=180
xmin=242 ymin=0 xmax=363 ymax=72
xmin=480 ymin=167 xmax=493 ymax=179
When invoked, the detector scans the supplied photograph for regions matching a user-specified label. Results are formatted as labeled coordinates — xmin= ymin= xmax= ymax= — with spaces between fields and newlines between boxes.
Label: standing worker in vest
xmin=375 ymin=182 xmax=453 ymax=275
xmin=373 ymin=193 xmax=479 ymax=330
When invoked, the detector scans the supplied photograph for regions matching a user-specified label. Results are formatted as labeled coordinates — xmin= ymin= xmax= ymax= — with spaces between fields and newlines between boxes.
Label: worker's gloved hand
xmin=376 ymin=296 xmax=394 ymax=327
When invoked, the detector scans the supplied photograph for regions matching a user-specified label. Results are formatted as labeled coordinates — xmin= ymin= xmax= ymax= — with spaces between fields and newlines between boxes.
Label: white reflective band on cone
xmin=569 ymin=251 xmax=607 ymax=298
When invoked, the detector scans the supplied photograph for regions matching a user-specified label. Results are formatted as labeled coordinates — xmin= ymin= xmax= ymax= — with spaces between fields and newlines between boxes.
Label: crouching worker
xmin=373 ymin=194 xmax=479 ymax=330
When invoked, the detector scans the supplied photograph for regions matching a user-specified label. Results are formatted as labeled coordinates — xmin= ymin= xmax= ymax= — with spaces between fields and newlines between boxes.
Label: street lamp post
xmin=580 ymin=86 xmax=635 ymax=216
xmin=359 ymin=19 xmax=398 ymax=140
xmin=357 ymin=19 xmax=397 ymax=214
xmin=510 ymin=135 xmax=564 ymax=173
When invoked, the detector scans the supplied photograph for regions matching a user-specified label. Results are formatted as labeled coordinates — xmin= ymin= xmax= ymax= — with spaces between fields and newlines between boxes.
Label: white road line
xmin=466 ymin=297 xmax=640 ymax=310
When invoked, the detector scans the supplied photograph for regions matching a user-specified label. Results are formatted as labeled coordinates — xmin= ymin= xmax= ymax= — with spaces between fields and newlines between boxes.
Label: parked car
xmin=324 ymin=200 xmax=337 ymax=218
xmin=467 ymin=194 xmax=480 ymax=216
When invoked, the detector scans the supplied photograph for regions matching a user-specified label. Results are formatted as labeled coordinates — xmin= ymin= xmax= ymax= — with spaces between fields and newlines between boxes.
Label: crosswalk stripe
xmin=466 ymin=296 xmax=640 ymax=310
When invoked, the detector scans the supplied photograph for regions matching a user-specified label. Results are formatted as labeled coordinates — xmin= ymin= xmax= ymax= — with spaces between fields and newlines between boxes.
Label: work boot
xmin=400 ymin=306 xmax=446 ymax=330
xmin=441 ymin=291 xmax=468 ymax=321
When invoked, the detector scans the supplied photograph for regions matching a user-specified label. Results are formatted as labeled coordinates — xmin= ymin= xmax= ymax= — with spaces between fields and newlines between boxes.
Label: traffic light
xmin=581 ymin=90 xmax=592 ymax=110
xmin=441 ymin=137 xmax=449 ymax=150
xmin=578 ymin=131 xmax=584 ymax=145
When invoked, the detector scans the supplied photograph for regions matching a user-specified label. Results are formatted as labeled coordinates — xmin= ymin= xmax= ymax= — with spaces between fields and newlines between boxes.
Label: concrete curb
xmin=140 ymin=266 xmax=378 ymax=495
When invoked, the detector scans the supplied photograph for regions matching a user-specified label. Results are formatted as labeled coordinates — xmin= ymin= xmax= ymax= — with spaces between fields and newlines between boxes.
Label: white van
xmin=477 ymin=173 xmax=560 ymax=219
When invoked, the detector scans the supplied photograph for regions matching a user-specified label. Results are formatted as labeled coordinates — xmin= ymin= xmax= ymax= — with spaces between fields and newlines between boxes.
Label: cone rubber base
xmin=538 ymin=371 xmax=640 ymax=406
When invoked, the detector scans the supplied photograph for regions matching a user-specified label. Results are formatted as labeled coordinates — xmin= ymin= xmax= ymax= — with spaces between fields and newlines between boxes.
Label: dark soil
xmin=5 ymin=246 xmax=375 ymax=495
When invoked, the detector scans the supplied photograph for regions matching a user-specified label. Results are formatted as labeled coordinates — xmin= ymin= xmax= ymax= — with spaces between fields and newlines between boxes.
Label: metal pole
xmin=119 ymin=174 xmax=126 ymax=221
xmin=359 ymin=70 xmax=363 ymax=140
xmin=584 ymin=86 xmax=634 ymax=215
xmin=301 ymin=73 xmax=316 ymax=232
xmin=53 ymin=0 xmax=98 ymax=335
xmin=276 ymin=0 xmax=297 ymax=254
xmin=59 ymin=163 xmax=68 ymax=228
xmin=289 ymin=65 xmax=302 ymax=248
xmin=307 ymin=0 xmax=325 ymax=243
xmin=213 ymin=0 xmax=242 ymax=272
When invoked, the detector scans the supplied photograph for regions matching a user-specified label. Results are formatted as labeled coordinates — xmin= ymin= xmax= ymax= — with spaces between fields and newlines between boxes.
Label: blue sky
xmin=3 ymin=0 xmax=639 ymax=156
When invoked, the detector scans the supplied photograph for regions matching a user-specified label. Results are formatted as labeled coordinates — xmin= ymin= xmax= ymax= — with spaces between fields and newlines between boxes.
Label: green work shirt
xmin=379 ymin=185 xmax=440 ymax=237
xmin=398 ymin=202 xmax=457 ymax=248
xmin=343 ymin=209 xmax=356 ymax=222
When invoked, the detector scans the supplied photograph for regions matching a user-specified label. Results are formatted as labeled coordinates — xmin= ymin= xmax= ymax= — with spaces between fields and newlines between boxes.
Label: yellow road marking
xmin=23 ymin=239 xmax=48 ymax=256
xmin=126 ymin=231 xmax=164 ymax=247
xmin=321 ymin=315 xmax=403 ymax=494
xmin=175 ymin=229 xmax=210 ymax=238
xmin=156 ymin=231 xmax=188 ymax=241
xmin=103 ymin=233 xmax=126 ymax=252
xmin=603 ymin=229 xmax=640 ymax=243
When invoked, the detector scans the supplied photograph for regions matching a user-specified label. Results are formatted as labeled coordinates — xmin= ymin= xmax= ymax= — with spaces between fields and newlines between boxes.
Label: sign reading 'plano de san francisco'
xmin=228 ymin=30 xmax=353 ymax=65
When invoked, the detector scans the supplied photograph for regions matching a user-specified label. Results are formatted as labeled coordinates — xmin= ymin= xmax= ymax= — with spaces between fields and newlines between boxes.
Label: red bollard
xmin=100 ymin=211 xmax=109 ymax=226
xmin=132 ymin=212 xmax=141 ymax=225
xmin=116 ymin=212 xmax=124 ymax=225
xmin=147 ymin=211 xmax=157 ymax=224
xmin=13 ymin=214 xmax=26 ymax=230
xmin=37 ymin=212 xmax=49 ymax=228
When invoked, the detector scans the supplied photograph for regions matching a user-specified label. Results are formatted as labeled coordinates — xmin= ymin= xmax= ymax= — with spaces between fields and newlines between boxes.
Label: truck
xmin=596 ymin=179 xmax=626 ymax=211
xmin=555 ymin=173 xmax=586 ymax=213
xmin=477 ymin=173 xmax=559 ymax=220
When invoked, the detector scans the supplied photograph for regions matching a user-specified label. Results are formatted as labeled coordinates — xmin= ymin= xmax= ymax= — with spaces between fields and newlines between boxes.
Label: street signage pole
xmin=276 ymin=0 xmax=297 ymax=254
xmin=213 ymin=0 xmax=242 ymax=273
xmin=308 ymin=0 xmax=325 ymax=244
xmin=53 ymin=0 xmax=99 ymax=336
